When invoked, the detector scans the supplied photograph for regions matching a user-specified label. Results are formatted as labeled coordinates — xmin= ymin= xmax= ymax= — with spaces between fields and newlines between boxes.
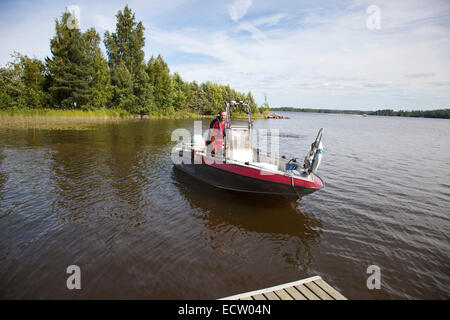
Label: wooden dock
xmin=220 ymin=276 xmax=347 ymax=300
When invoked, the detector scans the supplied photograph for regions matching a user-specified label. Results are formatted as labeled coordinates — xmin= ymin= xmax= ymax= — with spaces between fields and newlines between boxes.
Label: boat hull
xmin=174 ymin=158 xmax=323 ymax=201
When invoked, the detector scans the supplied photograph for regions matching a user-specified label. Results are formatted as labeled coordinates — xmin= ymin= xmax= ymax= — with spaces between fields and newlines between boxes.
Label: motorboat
xmin=173 ymin=101 xmax=324 ymax=201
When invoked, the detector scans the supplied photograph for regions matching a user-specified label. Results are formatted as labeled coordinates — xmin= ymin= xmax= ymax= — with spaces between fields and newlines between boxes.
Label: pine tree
xmin=104 ymin=5 xmax=145 ymax=78
xmin=187 ymin=81 xmax=207 ymax=113
xmin=172 ymin=73 xmax=189 ymax=111
xmin=46 ymin=13 xmax=92 ymax=108
xmin=104 ymin=5 xmax=152 ymax=113
xmin=83 ymin=28 xmax=112 ymax=110
xmin=134 ymin=68 xmax=155 ymax=115
xmin=146 ymin=55 xmax=174 ymax=113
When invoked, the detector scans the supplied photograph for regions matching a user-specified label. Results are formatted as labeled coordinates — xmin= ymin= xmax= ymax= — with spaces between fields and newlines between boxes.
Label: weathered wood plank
xmin=314 ymin=279 xmax=347 ymax=300
xmin=219 ymin=276 xmax=321 ymax=300
xmin=273 ymin=289 xmax=293 ymax=300
xmin=219 ymin=275 xmax=347 ymax=301
xmin=294 ymin=284 xmax=320 ymax=300
xmin=285 ymin=286 xmax=307 ymax=300
xmin=305 ymin=281 xmax=333 ymax=300
xmin=263 ymin=291 xmax=280 ymax=300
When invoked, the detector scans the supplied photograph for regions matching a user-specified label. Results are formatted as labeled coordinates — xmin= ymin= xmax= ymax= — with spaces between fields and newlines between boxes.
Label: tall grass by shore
xmin=0 ymin=108 xmax=130 ymax=118
xmin=0 ymin=108 xmax=264 ymax=120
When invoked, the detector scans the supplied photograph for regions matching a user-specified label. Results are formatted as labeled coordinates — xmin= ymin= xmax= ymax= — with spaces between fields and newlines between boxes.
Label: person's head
xmin=219 ymin=110 xmax=226 ymax=122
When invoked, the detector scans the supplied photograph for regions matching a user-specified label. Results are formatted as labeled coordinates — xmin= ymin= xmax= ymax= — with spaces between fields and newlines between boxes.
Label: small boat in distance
xmin=173 ymin=101 xmax=324 ymax=201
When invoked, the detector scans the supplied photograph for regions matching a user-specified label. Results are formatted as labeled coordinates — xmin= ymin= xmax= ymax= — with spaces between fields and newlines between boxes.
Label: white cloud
xmin=252 ymin=13 xmax=289 ymax=27
xmin=235 ymin=22 xmax=266 ymax=40
xmin=234 ymin=13 xmax=289 ymax=40
xmin=227 ymin=0 xmax=253 ymax=21
xmin=152 ymin=0 xmax=450 ymax=109
xmin=1 ymin=0 xmax=448 ymax=109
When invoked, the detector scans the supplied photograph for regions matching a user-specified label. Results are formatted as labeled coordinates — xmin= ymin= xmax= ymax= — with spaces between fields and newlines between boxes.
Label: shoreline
xmin=0 ymin=108 xmax=268 ymax=121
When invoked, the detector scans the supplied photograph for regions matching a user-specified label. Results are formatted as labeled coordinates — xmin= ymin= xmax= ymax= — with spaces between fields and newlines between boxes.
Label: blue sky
xmin=1 ymin=0 xmax=449 ymax=110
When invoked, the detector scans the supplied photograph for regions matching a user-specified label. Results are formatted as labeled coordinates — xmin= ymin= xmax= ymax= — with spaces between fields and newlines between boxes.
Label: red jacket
xmin=207 ymin=116 xmax=228 ymax=150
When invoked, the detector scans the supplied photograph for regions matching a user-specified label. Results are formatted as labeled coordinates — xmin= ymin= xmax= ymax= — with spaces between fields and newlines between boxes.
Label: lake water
xmin=0 ymin=112 xmax=448 ymax=299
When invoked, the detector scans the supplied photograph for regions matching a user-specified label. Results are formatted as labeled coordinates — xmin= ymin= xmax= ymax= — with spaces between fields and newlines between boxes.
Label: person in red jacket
xmin=206 ymin=110 xmax=228 ymax=156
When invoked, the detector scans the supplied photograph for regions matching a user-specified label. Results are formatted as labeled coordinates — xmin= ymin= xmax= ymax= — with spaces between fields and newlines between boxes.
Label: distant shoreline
xmin=270 ymin=107 xmax=450 ymax=119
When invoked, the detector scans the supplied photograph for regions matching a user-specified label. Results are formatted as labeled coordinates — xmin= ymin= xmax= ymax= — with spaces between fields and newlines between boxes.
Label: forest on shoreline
xmin=2 ymin=5 xmax=447 ymax=120
xmin=0 ymin=6 xmax=260 ymax=117
xmin=271 ymin=107 xmax=450 ymax=119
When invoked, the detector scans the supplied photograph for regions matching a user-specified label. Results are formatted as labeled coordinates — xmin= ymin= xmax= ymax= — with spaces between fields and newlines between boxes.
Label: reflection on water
xmin=172 ymin=168 xmax=322 ymax=272
xmin=0 ymin=114 xmax=449 ymax=299
xmin=0 ymin=149 xmax=8 ymax=223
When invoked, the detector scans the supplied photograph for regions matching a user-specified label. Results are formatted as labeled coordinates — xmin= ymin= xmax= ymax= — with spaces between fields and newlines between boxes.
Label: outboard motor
xmin=311 ymin=140 xmax=323 ymax=173
xmin=304 ymin=128 xmax=323 ymax=174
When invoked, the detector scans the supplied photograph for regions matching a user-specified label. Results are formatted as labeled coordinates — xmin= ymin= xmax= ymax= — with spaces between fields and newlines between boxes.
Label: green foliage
xmin=46 ymin=13 xmax=93 ymax=108
xmin=1 ymin=5 xmax=260 ymax=116
xmin=3 ymin=5 xmax=448 ymax=119
xmin=104 ymin=5 xmax=145 ymax=77
xmin=271 ymin=107 xmax=360 ymax=114
xmin=271 ymin=107 xmax=450 ymax=119
xmin=134 ymin=69 xmax=155 ymax=115
xmin=201 ymin=82 xmax=224 ymax=115
xmin=0 ymin=52 xmax=49 ymax=109
xmin=187 ymin=80 xmax=208 ymax=113
xmin=371 ymin=109 xmax=450 ymax=118
xmin=83 ymin=28 xmax=113 ymax=110
xmin=146 ymin=55 xmax=174 ymax=113
xmin=104 ymin=5 xmax=151 ymax=114
xmin=172 ymin=72 xmax=189 ymax=111
xmin=247 ymin=91 xmax=258 ymax=114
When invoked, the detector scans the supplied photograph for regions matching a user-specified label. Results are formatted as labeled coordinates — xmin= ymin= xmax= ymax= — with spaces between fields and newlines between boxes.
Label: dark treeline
xmin=0 ymin=6 xmax=259 ymax=116
xmin=369 ymin=109 xmax=449 ymax=119
xmin=272 ymin=107 xmax=362 ymax=114
xmin=271 ymin=107 xmax=450 ymax=119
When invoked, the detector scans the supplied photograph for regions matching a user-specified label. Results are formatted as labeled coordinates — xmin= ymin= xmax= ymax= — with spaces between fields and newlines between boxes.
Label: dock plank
xmin=219 ymin=275 xmax=346 ymax=300
xmin=305 ymin=281 xmax=333 ymax=300
xmin=285 ymin=286 xmax=307 ymax=300
xmin=314 ymin=279 xmax=347 ymax=300
xmin=273 ymin=289 xmax=293 ymax=300
xmin=263 ymin=291 xmax=280 ymax=300
xmin=294 ymin=284 xmax=320 ymax=300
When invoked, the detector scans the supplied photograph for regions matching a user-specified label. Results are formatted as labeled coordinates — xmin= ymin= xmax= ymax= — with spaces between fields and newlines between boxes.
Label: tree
xmin=146 ymin=55 xmax=174 ymax=113
xmin=46 ymin=13 xmax=93 ymax=108
xmin=83 ymin=28 xmax=112 ymax=110
xmin=104 ymin=5 xmax=150 ymax=113
xmin=187 ymin=81 xmax=208 ymax=113
xmin=22 ymin=55 xmax=47 ymax=91
xmin=134 ymin=68 xmax=155 ymax=114
xmin=246 ymin=91 xmax=258 ymax=114
xmin=0 ymin=52 xmax=49 ymax=109
xmin=1 ymin=6 xmax=265 ymax=116
xmin=172 ymin=73 xmax=189 ymax=111
xmin=104 ymin=5 xmax=145 ymax=78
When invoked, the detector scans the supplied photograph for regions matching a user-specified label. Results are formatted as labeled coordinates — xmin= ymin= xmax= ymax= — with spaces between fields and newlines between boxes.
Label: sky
xmin=0 ymin=0 xmax=449 ymax=110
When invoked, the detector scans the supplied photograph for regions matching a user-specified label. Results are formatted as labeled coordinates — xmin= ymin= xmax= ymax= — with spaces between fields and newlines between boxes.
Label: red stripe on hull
xmin=202 ymin=156 xmax=323 ymax=189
